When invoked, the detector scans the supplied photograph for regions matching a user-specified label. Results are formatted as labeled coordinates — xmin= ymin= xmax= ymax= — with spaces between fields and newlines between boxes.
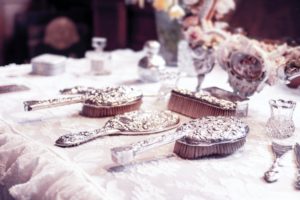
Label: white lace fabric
xmin=0 ymin=50 xmax=299 ymax=200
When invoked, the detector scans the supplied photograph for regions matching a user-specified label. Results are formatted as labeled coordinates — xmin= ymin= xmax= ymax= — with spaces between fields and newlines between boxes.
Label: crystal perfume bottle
xmin=85 ymin=37 xmax=111 ymax=75
xmin=266 ymin=99 xmax=296 ymax=139
xmin=138 ymin=40 xmax=166 ymax=82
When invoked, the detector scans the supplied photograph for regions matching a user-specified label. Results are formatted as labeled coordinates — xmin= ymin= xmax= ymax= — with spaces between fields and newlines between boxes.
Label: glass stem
xmin=196 ymin=75 xmax=205 ymax=91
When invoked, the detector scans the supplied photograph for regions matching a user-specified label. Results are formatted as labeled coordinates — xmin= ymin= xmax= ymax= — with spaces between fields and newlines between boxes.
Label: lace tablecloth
xmin=0 ymin=50 xmax=300 ymax=200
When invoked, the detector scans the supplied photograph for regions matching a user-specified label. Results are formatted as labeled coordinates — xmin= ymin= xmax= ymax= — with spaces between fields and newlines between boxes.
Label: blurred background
xmin=0 ymin=0 xmax=300 ymax=66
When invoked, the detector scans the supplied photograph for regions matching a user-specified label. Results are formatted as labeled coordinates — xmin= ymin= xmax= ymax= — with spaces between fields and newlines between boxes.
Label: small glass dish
xmin=157 ymin=69 xmax=181 ymax=100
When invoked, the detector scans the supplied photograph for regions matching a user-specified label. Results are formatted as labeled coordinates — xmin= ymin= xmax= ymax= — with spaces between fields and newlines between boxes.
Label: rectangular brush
xmin=168 ymin=89 xmax=237 ymax=118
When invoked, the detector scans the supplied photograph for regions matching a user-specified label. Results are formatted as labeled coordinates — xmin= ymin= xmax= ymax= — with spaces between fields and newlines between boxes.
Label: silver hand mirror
xmin=55 ymin=110 xmax=180 ymax=147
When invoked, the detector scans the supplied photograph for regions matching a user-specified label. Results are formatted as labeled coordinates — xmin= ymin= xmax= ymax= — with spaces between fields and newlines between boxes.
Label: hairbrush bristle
xmin=81 ymin=99 xmax=142 ymax=117
xmin=168 ymin=91 xmax=236 ymax=118
xmin=173 ymin=139 xmax=246 ymax=159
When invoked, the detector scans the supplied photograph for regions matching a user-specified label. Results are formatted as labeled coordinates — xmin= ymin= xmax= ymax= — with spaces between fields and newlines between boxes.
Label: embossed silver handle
xmin=111 ymin=131 xmax=185 ymax=164
xmin=55 ymin=128 xmax=120 ymax=147
xmin=295 ymin=169 xmax=300 ymax=189
xmin=24 ymin=96 xmax=85 ymax=111
xmin=60 ymin=86 xmax=93 ymax=95
xmin=264 ymin=158 xmax=281 ymax=183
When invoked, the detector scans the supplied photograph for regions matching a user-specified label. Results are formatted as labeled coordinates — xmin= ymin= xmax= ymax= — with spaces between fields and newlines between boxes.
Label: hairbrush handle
xmin=111 ymin=131 xmax=185 ymax=164
xmin=295 ymin=168 xmax=300 ymax=189
xmin=295 ymin=143 xmax=300 ymax=189
xmin=24 ymin=96 xmax=85 ymax=111
xmin=55 ymin=127 xmax=120 ymax=147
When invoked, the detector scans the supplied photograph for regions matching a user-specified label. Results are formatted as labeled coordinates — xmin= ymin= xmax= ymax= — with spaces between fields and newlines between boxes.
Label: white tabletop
xmin=0 ymin=50 xmax=300 ymax=200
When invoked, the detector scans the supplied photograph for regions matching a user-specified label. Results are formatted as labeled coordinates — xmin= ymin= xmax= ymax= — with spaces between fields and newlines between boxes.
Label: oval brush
xmin=111 ymin=116 xmax=249 ymax=164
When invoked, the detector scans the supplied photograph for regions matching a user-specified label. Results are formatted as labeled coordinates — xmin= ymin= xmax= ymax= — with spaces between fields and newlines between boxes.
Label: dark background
xmin=0 ymin=0 xmax=299 ymax=66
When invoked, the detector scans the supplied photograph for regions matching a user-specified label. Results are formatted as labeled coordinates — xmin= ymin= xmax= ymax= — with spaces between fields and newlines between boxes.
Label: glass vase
xmin=191 ymin=46 xmax=215 ymax=91
xmin=155 ymin=11 xmax=181 ymax=66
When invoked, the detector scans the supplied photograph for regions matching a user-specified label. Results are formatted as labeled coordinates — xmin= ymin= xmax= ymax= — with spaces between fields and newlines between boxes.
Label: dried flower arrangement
xmin=127 ymin=0 xmax=300 ymax=96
